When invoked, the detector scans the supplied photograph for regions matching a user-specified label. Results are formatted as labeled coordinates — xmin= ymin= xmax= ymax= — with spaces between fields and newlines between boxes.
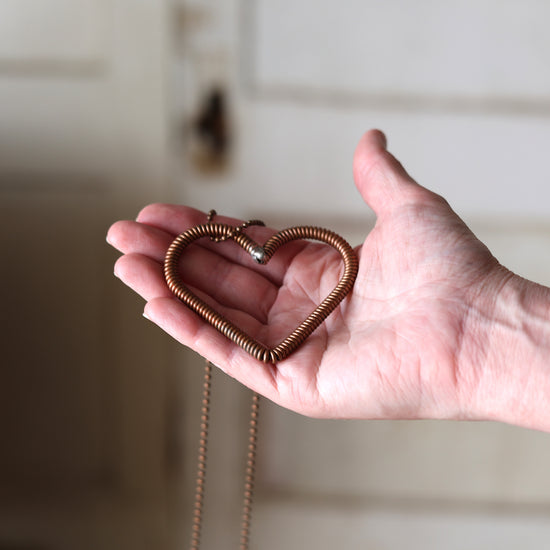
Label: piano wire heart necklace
xmin=164 ymin=210 xmax=358 ymax=549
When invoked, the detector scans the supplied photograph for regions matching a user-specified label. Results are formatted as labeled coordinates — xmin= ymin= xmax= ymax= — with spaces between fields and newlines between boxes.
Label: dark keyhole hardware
xmin=191 ymin=86 xmax=230 ymax=170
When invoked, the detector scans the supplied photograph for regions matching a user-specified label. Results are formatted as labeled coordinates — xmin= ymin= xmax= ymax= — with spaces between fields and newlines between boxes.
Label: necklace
xmin=164 ymin=210 xmax=358 ymax=549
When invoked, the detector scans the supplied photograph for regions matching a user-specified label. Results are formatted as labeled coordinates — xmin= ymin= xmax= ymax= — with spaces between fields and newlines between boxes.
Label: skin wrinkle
xmin=516 ymin=281 xmax=550 ymax=347
xmin=319 ymin=256 xmax=347 ymax=300
xmin=286 ymin=272 xmax=318 ymax=309
xmin=474 ymin=315 xmax=531 ymax=422
xmin=451 ymin=303 xmax=474 ymax=418
xmin=226 ymin=343 xmax=245 ymax=375
xmin=315 ymin=324 xmax=356 ymax=417
xmin=311 ymin=324 xmax=330 ymax=411
xmin=328 ymin=322 xmax=379 ymax=418
xmin=256 ymin=359 xmax=279 ymax=396
xmin=379 ymin=328 xmax=412 ymax=411
xmin=267 ymin=271 xmax=314 ymax=331
xmin=462 ymin=268 xmax=516 ymax=404
xmin=256 ymin=280 xmax=278 ymax=323
xmin=443 ymin=290 xmax=482 ymax=401
xmin=276 ymin=353 xmax=323 ymax=416
xmin=268 ymin=287 xmax=327 ymax=347
xmin=287 ymin=244 xmax=344 ymax=316
xmin=373 ymin=335 xmax=402 ymax=417
xmin=420 ymin=294 xmax=471 ymax=416
xmin=464 ymin=270 xmax=539 ymax=421
xmin=305 ymin=365 xmax=326 ymax=415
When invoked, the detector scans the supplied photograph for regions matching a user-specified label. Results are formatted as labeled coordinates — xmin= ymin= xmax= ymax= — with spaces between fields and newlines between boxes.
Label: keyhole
xmin=189 ymin=86 xmax=230 ymax=172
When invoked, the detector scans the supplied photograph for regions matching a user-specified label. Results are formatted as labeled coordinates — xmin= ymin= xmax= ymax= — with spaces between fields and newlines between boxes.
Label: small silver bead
xmin=250 ymin=246 xmax=266 ymax=264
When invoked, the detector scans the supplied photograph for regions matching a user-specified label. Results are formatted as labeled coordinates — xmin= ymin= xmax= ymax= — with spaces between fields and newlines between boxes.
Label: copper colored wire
xmin=188 ymin=361 xmax=260 ymax=550
xmin=164 ymin=217 xmax=358 ymax=363
xmin=239 ymin=392 xmax=260 ymax=550
xmin=189 ymin=362 xmax=212 ymax=550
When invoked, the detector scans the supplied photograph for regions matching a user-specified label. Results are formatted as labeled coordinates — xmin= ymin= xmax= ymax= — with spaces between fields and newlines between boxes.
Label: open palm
xmin=107 ymin=130 xmax=507 ymax=421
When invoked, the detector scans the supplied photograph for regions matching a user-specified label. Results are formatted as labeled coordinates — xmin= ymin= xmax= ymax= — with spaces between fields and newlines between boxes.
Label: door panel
xmin=254 ymin=0 xmax=550 ymax=99
xmin=0 ymin=0 xmax=109 ymax=64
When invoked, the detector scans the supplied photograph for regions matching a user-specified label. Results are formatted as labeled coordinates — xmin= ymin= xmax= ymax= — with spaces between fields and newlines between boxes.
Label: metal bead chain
xmin=189 ymin=360 xmax=260 ymax=550
xmin=190 ymin=362 xmax=212 ymax=550
xmin=206 ymin=209 xmax=265 ymax=242
xmin=239 ymin=392 xmax=260 ymax=550
xmin=186 ymin=211 xmax=264 ymax=549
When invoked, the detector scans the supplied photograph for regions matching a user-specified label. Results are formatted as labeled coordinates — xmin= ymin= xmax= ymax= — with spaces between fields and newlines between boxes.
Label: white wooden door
xmin=171 ymin=1 xmax=550 ymax=549
xmin=0 ymin=1 xmax=176 ymax=548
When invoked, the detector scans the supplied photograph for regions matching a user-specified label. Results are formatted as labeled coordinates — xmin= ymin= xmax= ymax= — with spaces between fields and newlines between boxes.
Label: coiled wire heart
xmin=164 ymin=213 xmax=358 ymax=363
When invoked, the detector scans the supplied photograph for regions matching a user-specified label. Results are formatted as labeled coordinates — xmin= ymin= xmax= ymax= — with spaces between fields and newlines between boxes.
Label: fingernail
xmin=143 ymin=311 xmax=151 ymax=321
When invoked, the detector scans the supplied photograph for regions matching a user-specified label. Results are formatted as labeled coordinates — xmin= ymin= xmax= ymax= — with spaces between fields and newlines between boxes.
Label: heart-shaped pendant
xmin=164 ymin=217 xmax=358 ymax=363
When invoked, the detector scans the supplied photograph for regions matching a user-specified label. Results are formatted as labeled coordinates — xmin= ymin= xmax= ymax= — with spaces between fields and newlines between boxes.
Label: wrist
xmin=464 ymin=269 xmax=550 ymax=431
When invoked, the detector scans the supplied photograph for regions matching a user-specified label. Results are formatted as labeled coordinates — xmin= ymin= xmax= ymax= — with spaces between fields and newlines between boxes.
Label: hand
xmin=106 ymin=130 xmax=518 ymax=421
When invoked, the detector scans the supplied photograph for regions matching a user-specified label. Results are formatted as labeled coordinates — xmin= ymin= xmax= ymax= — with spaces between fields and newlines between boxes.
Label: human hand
xmin=107 ymin=130 xmax=547 ymax=426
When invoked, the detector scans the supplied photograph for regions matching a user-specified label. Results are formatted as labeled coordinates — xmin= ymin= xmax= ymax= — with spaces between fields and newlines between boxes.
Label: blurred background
xmin=1 ymin=0 xmax=550 ymax=548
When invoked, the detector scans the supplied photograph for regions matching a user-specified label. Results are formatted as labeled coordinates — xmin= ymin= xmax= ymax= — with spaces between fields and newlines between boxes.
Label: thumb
xmin=353 ymin=130 xmax=428 ymax=217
